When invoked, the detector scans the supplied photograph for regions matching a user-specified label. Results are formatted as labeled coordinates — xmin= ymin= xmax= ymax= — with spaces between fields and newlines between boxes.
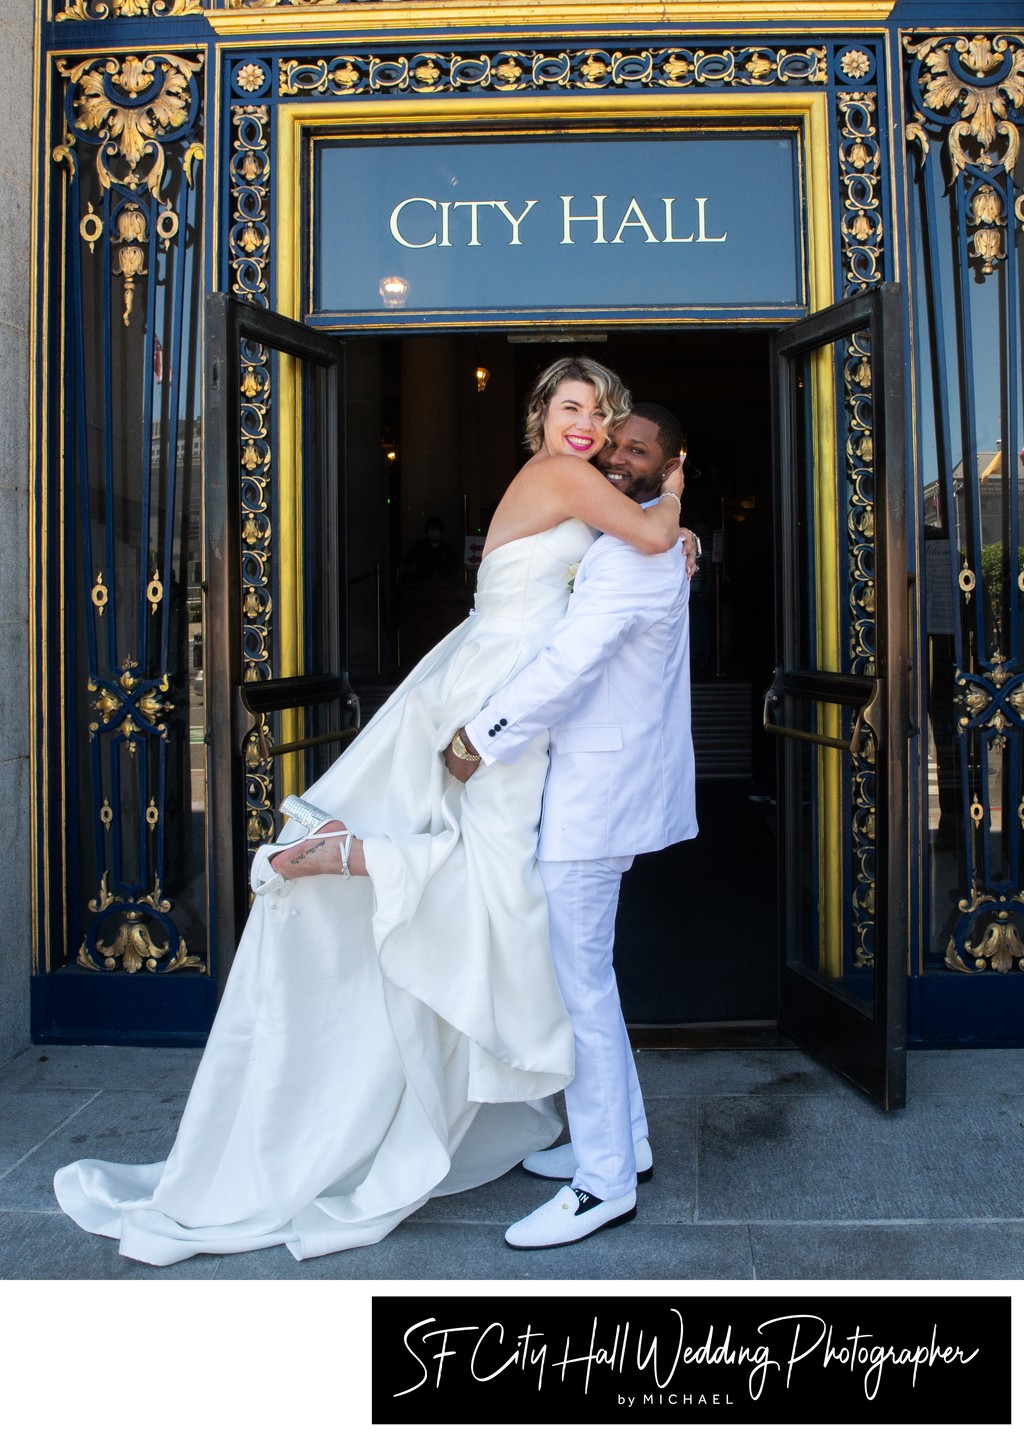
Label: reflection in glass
xmin=780 ymin=325 xmax=877 ymax=1013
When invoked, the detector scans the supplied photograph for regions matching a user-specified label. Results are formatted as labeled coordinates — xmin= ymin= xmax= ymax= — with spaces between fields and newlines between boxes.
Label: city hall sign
xmin=313 ymin=131 xmax=804 ymax=323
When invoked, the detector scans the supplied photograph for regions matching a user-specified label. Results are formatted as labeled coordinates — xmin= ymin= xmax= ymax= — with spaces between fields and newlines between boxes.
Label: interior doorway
xmin=341 ymin=328 xmax=777 ymax=1027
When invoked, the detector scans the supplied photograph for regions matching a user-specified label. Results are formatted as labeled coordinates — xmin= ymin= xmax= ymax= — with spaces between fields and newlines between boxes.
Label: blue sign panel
xmin=313 ymin=131 xmax=804 ymax=324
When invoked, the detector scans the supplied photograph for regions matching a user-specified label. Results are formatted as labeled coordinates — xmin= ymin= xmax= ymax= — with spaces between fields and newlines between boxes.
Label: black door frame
xmin=768 ymin=282 xmax=909 ymax=1110
xmin=204 ymin=295 xmax=354 ymax=989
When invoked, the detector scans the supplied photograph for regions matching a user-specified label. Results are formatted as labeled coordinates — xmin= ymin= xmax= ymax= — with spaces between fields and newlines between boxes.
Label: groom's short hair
xmin=629 ymin=402 xmax=683 ymax=463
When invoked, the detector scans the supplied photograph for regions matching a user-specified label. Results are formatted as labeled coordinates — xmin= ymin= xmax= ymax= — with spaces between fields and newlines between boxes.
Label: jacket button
xmin=499 ymin=718 xmax=508 ymax=727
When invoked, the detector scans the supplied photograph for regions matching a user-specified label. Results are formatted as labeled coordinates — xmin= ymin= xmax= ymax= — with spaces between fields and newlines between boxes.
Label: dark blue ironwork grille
xmin=53 ymin=52 xmax=209 ymax=978
xmin=906 ymin=31 xmax=1024 ymax=975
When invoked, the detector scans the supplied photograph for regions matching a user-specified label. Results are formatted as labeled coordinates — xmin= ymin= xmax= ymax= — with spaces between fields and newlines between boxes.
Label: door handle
xmin=763 ymin=674 xmax=878 ymax=755
xmin=241 ymin=686 xmax=361 ymax=758
xmin=253 ymin=721 xmax=360 ymax=761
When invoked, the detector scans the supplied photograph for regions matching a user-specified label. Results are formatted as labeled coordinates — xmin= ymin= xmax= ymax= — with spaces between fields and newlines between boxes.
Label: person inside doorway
xmin=445 ymin=403 xmax=697 ymax=1249
xmin=54 ymin=357 xmax=692 ymax=1266
xmin=398 ymin=515 xmax=461 ymax=584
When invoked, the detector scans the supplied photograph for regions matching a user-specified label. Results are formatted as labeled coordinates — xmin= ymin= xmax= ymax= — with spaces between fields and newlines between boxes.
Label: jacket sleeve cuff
xmin=462 ymin=716 xmax=496 ymax=764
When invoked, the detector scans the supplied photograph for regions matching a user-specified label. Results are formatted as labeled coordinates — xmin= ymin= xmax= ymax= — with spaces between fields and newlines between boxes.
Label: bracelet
xmin=658 ymin=491 xmax=682 ymax=514
xmin=451 ymin=729 xmax=482 ymax=762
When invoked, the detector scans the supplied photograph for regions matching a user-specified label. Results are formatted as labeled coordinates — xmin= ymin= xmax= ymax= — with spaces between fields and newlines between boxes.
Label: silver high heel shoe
xmin=250 ymin=795 xmax=354 ymax=896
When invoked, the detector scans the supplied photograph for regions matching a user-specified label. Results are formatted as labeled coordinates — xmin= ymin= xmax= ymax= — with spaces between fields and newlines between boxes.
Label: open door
xmin=205 ymin=296 xmax=359 ymax=984
xmin=767 ymin=283 xmax=909 ymax=1109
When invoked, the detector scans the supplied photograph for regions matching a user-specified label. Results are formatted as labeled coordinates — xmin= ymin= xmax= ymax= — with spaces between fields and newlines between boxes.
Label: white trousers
xmin=538 ymin=856 xmax=648 ymax=1200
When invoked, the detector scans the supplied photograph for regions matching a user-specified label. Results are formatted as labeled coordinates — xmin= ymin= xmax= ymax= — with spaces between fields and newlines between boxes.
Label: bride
xmin=54 ymin=356 xmax=685 ymax=1265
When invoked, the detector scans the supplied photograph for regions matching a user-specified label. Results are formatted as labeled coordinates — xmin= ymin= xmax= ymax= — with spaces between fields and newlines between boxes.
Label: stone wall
xmin=0 ymin=1 xmax=35 ymax=1061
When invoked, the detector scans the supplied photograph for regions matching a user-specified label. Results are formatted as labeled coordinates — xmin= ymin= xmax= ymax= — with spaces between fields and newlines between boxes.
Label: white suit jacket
xmin=465 ymin=529 xmax=697 ymax=862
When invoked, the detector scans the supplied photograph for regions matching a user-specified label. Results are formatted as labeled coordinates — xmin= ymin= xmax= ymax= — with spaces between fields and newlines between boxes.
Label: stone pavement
xmin=2 ymin=1042 xmax=1023 ymax=1281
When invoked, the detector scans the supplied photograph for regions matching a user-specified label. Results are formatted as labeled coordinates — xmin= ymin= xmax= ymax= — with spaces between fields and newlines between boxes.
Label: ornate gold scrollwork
xmin=57 ymin=53 xmax=203 ymax=328
xmin=87 ymin=871 xmax=115 ymax=913
xmin=88 ymin=656 xmax=174 ymax=754
xmin=955 ymin=652 xmax=1024 ymax=739
xmin=905 ymin=33 xmax=1024 ymax=278
xmin=147 ymin=568 xmax=163 ymax=613
xmin=947 ymin=901 xmax=1024 ymax=974
xmin=905 ymin=34 xmax=1023 ymax=178
xmin=96 ymin=912 xmax=169 ymax=974
xmin=58 ymin=0 xmax=202 ymax=17
xmin=165 ymin=939 xmax=205 ymax=974
xmin=277 ymin=42 xmax=827 ymax=100
xmin=57 ymin=53 xmax=204 ymax=197
xmin=838 ymin=91 xmax=882 ymax=292
xmin=79 ymin=870 xmax=206 ymax=974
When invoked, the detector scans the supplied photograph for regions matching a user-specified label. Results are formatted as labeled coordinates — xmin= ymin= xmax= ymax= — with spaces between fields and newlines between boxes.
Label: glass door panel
xmin=769 ymin=284 xmax=909 ymax=1109
xmin=204 ymin=296 xmax=357 ymax=981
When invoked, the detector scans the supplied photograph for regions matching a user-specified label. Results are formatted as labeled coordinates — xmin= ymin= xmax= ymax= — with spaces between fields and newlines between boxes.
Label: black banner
xmin=372 ymin=1295 xmax=1010 ymax=1425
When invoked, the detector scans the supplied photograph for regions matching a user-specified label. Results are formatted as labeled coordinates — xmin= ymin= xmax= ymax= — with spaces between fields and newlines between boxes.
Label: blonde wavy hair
xmin=522 ymin=356 xmax=632 ymax=455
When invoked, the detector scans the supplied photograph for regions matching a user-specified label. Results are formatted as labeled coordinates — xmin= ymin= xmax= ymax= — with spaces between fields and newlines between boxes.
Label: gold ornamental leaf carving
xmin=745 ymin=54 xmax=773 ymax=81
xmin=165 ymin=938 xmax=206 ymax=974
xmin=964 ymin=914 xmax=1024 ymax=974
xmin=972 ymin=229 xmax=1004 ymax=271
xmin=96 ymin=912 xmax=169 ymax=974
xmin=972 ymin=184 xmax=1002 ymax=223
xmin=909 ymin=34 xmax=1024 ymax=175
xmin=116 ymin=203 xmax=147 ymax=242
xmin=61 ymin=53 xmax=203 ymax=193
xmin=962 ymin=35 xmax=1006 ymax=77
xmin=88 ymin=871 xmax=116 ymax=913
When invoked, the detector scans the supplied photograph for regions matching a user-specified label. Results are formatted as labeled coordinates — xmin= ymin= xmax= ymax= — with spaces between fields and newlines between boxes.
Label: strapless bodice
xmin=471 ymin=519 xmax=596 ymax=631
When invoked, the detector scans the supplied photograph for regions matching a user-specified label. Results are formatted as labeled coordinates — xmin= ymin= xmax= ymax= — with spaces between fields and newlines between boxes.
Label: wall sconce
xmin=378 ymin=276 xmax=410 ymax=309
xmin=475 ymin=366 xmax=490 ymax=393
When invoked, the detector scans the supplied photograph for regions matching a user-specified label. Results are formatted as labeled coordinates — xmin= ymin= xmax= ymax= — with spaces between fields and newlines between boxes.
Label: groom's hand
xmin=443 ymin=732 xmax=481 ymax=784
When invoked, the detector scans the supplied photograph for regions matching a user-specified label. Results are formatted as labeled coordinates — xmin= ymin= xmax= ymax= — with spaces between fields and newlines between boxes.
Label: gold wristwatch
xmin=451 ymin=730 xmax=481 ymax=762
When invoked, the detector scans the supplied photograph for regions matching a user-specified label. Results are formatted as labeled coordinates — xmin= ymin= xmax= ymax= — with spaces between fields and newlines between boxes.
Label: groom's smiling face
xmin=596 ymin=414 xmax=672 ymax=503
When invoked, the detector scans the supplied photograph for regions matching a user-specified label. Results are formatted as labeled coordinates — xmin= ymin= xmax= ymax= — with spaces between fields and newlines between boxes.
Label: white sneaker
xmin=505 ymin=1186 xmax=637 ymax=1250
xmin=521 ymin=1136 xmax=653 ymax=1184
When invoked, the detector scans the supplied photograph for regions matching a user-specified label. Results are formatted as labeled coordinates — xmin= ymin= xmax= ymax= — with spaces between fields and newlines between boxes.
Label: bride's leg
xmin=269 ymin=823 xmax=369 ymax=879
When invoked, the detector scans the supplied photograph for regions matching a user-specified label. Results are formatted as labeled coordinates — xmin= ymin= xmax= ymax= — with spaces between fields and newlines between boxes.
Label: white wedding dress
xmin=55 ymin=519 xmax=594 ymax=1265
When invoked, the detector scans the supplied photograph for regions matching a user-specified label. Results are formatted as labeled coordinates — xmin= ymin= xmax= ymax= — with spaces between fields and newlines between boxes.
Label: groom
xmin=444 ymin=402 xmax=697 ymax=1249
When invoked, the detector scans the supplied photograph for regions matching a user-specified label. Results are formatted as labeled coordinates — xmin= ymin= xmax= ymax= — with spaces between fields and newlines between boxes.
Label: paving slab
xmin=698 ymin=1092 xmax=1024 ymax=1222
xmin=215 ymin=1218 xmax=756 ymax=1282
xmin=0 ymin=1090 xmax=187 ymax=1212
xmin=0 ymin=1046 xmax=202 ymax=1094
xmin=635 ymin=1047 xmax=847 ymax=1098
xmin=907 ymin=1048 xmax=1024 ymax=1096
xmin=749 ymin=1219 xmax=1024 ymax=1281
xmin=0 ymin=1090 xmax=99 ymax=1177
xmin=0 ymin=1211 xmax=222 ymax=1280
xmin=3 ymin=1044 xmax=1023 ymax=1283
